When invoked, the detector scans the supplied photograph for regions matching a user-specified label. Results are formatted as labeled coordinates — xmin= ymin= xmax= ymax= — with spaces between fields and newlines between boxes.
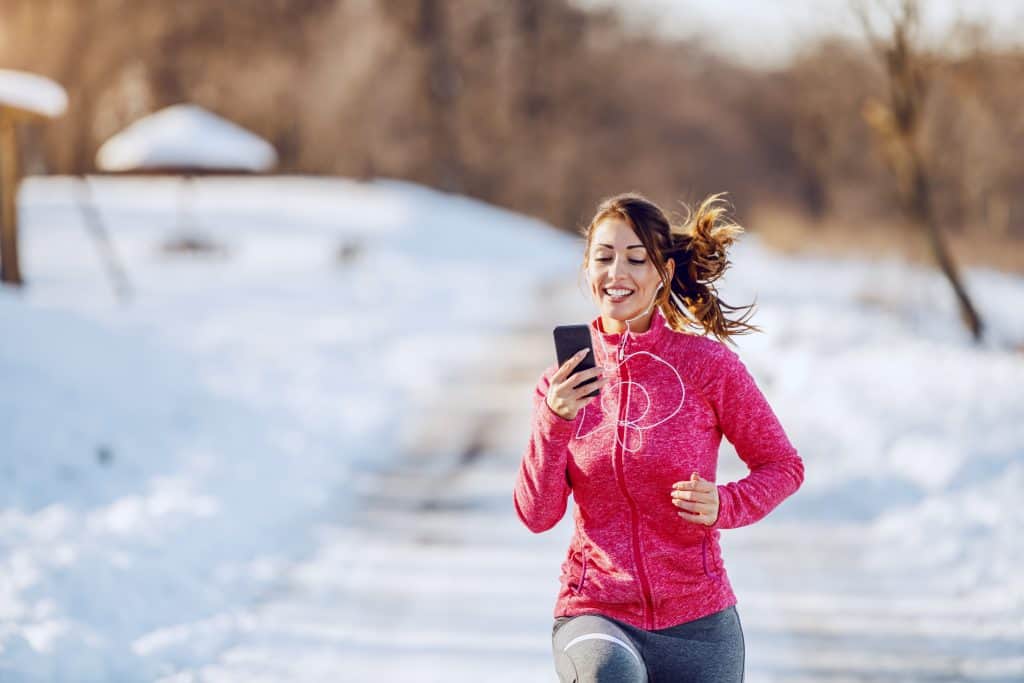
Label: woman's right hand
xmin=546 ymin=349 xmax=608 ymax=421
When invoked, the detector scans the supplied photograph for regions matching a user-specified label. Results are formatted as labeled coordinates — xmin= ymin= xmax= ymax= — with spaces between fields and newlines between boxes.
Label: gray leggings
xmin=551 ymin=606 xmax=744 ymax=682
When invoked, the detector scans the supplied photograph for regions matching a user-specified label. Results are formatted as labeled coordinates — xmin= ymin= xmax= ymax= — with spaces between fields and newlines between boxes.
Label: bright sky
xmin=578 ymin=0 xmax=1024 ymax=67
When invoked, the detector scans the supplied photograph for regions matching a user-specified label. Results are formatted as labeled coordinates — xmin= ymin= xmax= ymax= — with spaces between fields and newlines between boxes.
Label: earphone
xmin=623 ymin=281 xmax=665 ymax=325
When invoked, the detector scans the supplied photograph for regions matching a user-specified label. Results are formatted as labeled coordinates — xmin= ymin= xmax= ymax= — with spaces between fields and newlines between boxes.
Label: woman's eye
xmin=593 ymin=257 xmax=646 ymax=264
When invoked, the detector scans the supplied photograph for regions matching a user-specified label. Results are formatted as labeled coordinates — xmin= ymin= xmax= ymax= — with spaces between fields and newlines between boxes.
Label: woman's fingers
xmin=671 ymin=473 xmax=719 ymax=525
xmin=672 ymin=498 xmax=713 ymax=514
xmin=571 ymin=376 xmax=609 ymax=399
xmin=670 ymin=488 xmax=711 ymax=503
xmin=553 ymin=348 xmax=590 ymax=383
xmin=672 ymin=478 xmax=715 ymax=494
xmin=569 ymin=374 xmax=606 ymax=395
xmin=568 ymin=366 xmax=604 ymax=389
xmin=546 ymin=353 xmax=604 ymax=420
xmin=554 ymin=365 xmax=603 ymax=396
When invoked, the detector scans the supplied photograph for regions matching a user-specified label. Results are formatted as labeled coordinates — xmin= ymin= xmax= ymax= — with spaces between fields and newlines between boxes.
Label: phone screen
xmin=553 ymin=324 xmax=600 ymax=398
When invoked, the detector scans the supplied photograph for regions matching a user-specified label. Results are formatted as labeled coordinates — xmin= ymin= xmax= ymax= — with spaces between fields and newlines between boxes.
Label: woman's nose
xmin=607 ymin=256 xmax=626 ymax=278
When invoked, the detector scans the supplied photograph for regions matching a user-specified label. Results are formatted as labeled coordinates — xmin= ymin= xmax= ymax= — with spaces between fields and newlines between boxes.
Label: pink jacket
xmin=514 ymin=306 xmax=804 ymax=630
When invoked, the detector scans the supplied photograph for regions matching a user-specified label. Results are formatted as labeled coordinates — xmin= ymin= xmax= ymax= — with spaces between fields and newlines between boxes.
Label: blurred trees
xmin=0 ymin=0 xmax=1021 ymax=250
xmin=856 ymin=0 xmax=983 ymax=339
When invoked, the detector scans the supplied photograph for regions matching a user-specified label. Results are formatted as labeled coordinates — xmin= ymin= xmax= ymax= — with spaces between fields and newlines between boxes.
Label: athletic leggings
xmin=551 ymin=605 xmax=745 ymax=682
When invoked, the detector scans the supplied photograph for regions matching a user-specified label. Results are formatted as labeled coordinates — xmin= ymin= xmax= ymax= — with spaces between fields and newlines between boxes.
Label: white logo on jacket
xmin=574 ymin=349 xmax=685 ymax=452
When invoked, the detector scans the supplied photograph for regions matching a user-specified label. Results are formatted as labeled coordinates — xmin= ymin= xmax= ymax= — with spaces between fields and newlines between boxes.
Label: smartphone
xmin=553 ymin=324 xmax=600 ymax=399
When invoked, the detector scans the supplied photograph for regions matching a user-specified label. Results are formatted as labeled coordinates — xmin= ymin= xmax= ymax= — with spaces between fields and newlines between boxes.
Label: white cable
xmin=577 ymin=282 xmax=686 ymax=451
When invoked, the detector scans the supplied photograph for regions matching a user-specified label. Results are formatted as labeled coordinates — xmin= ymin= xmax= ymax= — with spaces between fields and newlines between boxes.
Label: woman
xmin=514 ymin=192 xmax=805 ymax=682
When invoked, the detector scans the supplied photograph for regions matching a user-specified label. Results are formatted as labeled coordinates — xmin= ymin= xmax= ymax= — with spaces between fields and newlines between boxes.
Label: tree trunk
xmin=416 ymin=0 xmax=462 ymax=192
xmin=909 ymin=159 xmax=984 ymax=339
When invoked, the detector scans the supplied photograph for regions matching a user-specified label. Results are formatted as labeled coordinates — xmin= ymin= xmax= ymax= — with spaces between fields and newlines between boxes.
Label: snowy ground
xmin=1 ymin=176 xmax=1022 ymax=681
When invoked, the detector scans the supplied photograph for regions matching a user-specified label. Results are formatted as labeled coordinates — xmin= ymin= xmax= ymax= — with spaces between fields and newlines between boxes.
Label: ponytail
xmin=661 ymin=194 xmax=761 ymax=344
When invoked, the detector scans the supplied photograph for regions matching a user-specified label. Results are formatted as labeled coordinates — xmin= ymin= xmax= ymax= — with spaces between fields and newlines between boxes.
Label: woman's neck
xmin=601 ymin=310 xmax=653 ymax=335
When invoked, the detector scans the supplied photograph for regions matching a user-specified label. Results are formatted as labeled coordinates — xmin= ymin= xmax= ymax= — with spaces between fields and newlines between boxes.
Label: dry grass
xmin=750 ymin=203 xmax=1024 ymax=276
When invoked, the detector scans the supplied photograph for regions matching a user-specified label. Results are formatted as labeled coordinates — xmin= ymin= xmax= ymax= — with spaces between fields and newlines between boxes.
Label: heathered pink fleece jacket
xmin=514 ymin=306 xmax=804 ymax=630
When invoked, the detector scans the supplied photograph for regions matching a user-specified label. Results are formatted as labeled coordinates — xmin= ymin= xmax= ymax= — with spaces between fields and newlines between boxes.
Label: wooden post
xmin=0 ymin=115 xmax=22 ymax=286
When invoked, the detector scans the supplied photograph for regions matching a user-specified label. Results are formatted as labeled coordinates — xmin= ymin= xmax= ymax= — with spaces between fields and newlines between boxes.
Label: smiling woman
xmin=515 ymin=191 xmax=805 ymax=682
xmin=582 ymin=192 xmax=760 ymax=341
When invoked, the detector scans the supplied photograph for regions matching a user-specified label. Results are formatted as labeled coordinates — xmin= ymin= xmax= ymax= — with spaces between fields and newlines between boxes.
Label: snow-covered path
xmin=1 ymin=176 xmax=576 ymax=680
xmin=2 ymin=177 xmax=1022 ymax=681
xmin=187 ymin=269 xmax=1024 ymax=682
xmin=188 ymin=276 xmax=1019 ymax=683
xmin=194 ymin=297 xmax=1023 ymax=682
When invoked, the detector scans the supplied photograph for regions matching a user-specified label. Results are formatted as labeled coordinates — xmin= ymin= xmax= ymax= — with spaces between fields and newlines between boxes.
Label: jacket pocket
xmin=571 ymin=547 xmax=589 ymax=594
xmin=701 ymin=530 xmax=722 ymax=582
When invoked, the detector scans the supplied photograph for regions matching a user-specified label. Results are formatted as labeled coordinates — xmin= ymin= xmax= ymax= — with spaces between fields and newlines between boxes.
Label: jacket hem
xmin=554 ymin=585 xmax=737 ymax=632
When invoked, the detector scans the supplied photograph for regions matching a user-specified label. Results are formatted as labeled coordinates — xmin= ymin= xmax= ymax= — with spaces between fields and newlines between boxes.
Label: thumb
xmin=691 ymin=470 xmax=700 ymax=482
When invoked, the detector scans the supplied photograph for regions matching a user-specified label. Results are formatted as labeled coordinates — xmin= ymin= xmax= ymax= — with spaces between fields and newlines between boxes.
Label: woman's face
xmin=587 ymin=217 xmax=670 ymax=332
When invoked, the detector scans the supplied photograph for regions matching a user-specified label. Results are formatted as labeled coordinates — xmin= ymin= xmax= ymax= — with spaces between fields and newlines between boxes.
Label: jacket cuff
xmin=709 ymin=485 xmax=730 ymax=530
xmin=535 ymin=400 xmax=577 ymax=441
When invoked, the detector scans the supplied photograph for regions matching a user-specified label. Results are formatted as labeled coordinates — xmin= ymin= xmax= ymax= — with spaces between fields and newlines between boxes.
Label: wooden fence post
xmin=0 ymin=115 xmax=22 ymax=286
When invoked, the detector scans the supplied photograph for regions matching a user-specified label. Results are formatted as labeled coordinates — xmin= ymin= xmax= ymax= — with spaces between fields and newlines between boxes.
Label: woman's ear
xmin=665 ymin=257 xmax=676 ymax=282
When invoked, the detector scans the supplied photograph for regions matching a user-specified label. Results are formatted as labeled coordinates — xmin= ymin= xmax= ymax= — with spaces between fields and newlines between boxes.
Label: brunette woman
xmin=514 ymin=192 xmax=804 ymax=682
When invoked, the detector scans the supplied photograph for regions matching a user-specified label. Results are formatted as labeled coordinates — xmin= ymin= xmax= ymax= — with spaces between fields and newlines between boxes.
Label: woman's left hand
xmin=671 ymin=471 xmax=719 ymax=526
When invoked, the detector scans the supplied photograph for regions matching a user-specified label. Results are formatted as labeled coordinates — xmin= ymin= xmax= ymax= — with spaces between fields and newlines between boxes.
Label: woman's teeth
xmin=605 ymin=288 xmax=634 ymax=301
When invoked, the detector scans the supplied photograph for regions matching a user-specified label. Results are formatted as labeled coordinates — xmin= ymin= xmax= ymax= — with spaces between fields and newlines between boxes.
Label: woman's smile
xmin=604 ymin=286 xmax=635 ymax=303
xmin=587 ymin=216 xmax=671 ymax=333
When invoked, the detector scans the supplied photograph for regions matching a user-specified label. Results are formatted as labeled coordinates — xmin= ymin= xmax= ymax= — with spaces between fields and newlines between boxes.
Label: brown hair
xmin=580 ymin=191 xmax=760 ymax=345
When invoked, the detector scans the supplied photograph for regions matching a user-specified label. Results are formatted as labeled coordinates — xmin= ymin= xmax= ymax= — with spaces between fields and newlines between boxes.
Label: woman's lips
xmin=604 ymin=287 xmax=634 ymax=303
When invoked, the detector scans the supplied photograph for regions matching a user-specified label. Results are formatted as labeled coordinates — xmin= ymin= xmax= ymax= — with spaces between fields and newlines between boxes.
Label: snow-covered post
xmin=0 ymin=69 xmax=67 ymax=286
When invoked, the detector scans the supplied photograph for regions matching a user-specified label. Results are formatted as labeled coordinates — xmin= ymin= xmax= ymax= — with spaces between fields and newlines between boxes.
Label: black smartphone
xmin=553 ymin=324 xmax=600 ymax=399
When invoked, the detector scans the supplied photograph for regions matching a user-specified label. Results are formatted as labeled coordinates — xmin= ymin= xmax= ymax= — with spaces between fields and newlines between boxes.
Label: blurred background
xmin=3 ymin=0 xmax=1024 ymax=268
xmin=1 ymin=0 xmax=1022 ymax=681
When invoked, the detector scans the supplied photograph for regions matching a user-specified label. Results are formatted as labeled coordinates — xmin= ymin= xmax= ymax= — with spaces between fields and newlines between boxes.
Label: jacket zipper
xmin=613 ymin=358 xmax=656 ymax=629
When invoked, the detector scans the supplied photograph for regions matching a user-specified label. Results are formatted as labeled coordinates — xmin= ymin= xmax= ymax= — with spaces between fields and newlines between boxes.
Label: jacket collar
xmin=590 ymin=305 xmax=672 ymax=364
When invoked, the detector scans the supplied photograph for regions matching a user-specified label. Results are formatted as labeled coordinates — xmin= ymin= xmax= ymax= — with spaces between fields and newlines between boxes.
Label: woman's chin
xmin=601 ymin=305 xmax=643 ymax=323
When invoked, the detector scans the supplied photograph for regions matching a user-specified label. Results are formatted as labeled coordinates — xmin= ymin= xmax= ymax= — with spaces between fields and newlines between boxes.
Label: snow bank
xmin=1 ymin=175 xmax=579 ymax=679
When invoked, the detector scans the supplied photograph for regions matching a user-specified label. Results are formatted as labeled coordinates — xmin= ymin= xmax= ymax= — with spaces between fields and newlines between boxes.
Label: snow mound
xmin=96 ymin=104 xmax=277 ymax=173
xmin=0 ymin=69 xmax=67 ymax=118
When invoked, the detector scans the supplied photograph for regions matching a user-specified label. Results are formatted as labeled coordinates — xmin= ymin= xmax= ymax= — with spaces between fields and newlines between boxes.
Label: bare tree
xmin=855 ymin=0 xmax=984 ymax=340
xmin=380 ymin=0 xmax=463 ymax=192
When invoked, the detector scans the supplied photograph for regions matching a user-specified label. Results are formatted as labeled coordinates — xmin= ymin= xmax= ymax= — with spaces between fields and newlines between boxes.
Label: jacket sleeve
xmin=700 ymin=342 xmax=804 ymax=530
xmin=513 ymin=366 xmax=576 ymax=533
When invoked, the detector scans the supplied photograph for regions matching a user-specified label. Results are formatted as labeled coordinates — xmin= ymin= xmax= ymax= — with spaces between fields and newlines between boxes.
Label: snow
xmin=0 ymin=69 xmax=67 ymax=118
xmin=2 ymin=174 xmax=1023 ymax=681
xmin=95 ymin=105 xmax=278 ymax=173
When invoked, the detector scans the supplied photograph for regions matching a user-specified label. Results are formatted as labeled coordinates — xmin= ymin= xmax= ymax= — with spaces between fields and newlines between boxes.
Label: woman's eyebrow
xmin=596 ymin=243 xmax=645 ymax=249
